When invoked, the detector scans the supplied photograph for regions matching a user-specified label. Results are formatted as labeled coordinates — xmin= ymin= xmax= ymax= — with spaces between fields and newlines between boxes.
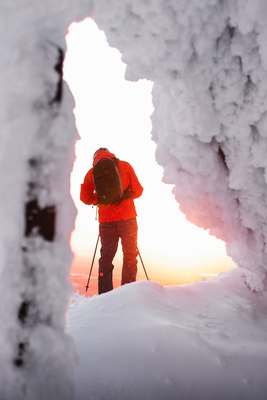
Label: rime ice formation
xmin=93 ymin=0 xmax=267 ymax=291
xmin=0 ymin=2 xmax=93 ymax=399
xmin=1 ymin=0 xmax=267 ymax=399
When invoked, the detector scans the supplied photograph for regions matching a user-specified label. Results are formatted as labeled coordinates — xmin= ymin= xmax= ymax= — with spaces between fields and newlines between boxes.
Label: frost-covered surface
xmin=0 ymin=2 xmax=93 ymax=399
xmin=68 ymin=271 xmax=267 ymax=400
xmin=92 ymin=1 xmax=267 ymax=291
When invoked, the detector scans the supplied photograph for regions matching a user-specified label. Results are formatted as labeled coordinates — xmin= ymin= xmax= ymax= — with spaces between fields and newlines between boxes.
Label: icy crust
xmin=68 ymin=275 xmax=267 ymax=400
xmin=93 ymin=0 xmax=267 ymax=290
xmin=0 ymin=2 xmax=94 ymax=399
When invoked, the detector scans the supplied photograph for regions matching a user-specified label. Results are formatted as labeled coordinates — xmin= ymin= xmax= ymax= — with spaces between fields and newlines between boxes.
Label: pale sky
xmin=64 ymin=18 xmax=235 ymax=285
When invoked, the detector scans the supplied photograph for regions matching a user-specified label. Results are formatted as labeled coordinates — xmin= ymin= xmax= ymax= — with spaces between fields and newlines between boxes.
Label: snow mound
xmin=68 ymin=270 xmax=267 ymax=400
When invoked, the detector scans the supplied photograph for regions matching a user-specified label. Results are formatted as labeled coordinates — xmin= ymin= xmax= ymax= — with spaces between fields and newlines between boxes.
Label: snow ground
xmin=67 ymin=269 xmax=267 ymax=400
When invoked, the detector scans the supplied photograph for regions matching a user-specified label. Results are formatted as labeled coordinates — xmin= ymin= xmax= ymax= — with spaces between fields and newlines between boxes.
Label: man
xmin=80 ymin=148 xmax=143 ymax=294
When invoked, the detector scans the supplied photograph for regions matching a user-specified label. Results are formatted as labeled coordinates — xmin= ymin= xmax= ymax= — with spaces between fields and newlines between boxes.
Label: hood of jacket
xmin=93 ymin=149 xmax=116 ymax=166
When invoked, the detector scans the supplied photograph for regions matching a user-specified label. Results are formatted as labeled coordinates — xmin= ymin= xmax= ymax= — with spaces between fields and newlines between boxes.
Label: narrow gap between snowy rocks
xmin=63 ymin=18 xmax=235 ymax=298
xmin=63 ymin=11 xmax=267 ymax=399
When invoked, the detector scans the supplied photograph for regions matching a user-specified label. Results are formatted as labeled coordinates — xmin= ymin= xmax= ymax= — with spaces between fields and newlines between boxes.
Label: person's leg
xmin=98 ymin=222 xmax=119 ymax=294
xmin=119 ymin=219 xmax=138 ymax=285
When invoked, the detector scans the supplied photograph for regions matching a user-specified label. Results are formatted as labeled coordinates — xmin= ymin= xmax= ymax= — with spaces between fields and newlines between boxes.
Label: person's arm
xmin=124 ymin=163 xmax=143 ymax=199
xmin=80 ymin=169 xmax=98 ymax=205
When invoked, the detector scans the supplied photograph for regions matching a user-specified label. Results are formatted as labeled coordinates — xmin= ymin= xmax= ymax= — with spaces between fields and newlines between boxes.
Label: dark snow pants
xmin=98 ymin=218 xmax=138 ymax=294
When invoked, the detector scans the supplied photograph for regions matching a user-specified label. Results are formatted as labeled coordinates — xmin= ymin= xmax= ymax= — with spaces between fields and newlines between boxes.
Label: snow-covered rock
xmin=93 ymin=0 xmax=267 ymax=289
xmin=0 ymin=2 xmax=93 ymax=398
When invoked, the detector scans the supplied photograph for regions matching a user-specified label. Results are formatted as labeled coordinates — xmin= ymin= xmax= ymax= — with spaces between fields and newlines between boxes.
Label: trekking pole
xmin=85 ymin=234 xmax=100 ymax=292
xmin=138 ymin=249 xmax=149 ymax=281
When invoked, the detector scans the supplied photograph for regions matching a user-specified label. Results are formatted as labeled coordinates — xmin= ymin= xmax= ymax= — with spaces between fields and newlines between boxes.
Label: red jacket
xmin=81 ymin=150 xmax=143 ymax=223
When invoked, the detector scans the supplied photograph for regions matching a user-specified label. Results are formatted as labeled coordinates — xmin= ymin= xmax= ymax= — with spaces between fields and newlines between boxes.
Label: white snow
xmin=1 ymin=0 xmax=267 ymax=398
xmin=0 ymin=2 xmax=94 ymax=398
xmin=92 ymin=0 xmax=267 ymax=289
xmin=67 ymin=270 xmax=267 ymax=399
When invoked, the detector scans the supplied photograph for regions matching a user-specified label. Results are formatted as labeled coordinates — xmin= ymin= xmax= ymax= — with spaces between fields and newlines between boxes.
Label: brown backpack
xmin=93 ymin=158 xmax=123 ymax=204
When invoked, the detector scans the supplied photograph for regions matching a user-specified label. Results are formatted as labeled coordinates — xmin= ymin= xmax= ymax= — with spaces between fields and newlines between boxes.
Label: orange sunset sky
xmin=64 ymin=18 xmax=235 ymax=293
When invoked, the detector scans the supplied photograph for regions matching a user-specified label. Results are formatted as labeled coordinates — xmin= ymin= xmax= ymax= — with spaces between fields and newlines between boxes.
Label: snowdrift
xmin=68 ymin=271 xmax=267 ymax=400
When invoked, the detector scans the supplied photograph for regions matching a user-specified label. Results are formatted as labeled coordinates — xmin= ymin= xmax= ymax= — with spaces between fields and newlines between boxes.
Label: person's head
xmin=93 ymin=147 xmax=116 ymax=166
xmin=93 ymin=147 xmax=109 ymax=158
